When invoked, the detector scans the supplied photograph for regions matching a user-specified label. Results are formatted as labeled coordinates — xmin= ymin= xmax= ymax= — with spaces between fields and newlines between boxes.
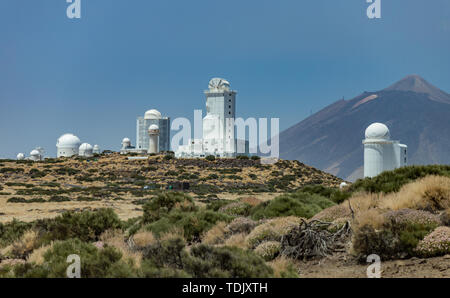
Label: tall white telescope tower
xmin=363 ymin=123 xmax=407 ymax=178
xmin=148 ymin=124 xmax=160 ymax=154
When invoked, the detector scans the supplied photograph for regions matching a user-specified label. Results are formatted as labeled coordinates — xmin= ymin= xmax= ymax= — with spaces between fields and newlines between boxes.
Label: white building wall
xmin=57 ymin=147 xmax=79 ymax=158
xmin=364 ymin=142 xmax=384 ymax=178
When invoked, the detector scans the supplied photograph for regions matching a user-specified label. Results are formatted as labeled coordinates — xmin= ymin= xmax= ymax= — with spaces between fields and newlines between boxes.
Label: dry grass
xmin=223 ymin=233 xmax=249 ymax=250
xmin=246 ymin=217 xmax=303 ymax=248
xmin=268 ymin=256 xmax=298 ymax=278
xmin=100 ymin=229 xmax=142 ymax=267
xmin=239 ymin=197 xmax=263 ymax=207
xmin=353 ymin=209 xmax=385 ymax=230
xmin=27 ymin=243 xmax=53 ymax=265
xmin=201 ymin=221 xmax=227 ymax=245
xmin=132 ymin=231 xmax=157 ymax=248
xmin=12 ymin=229 xmax=39 ymax=258
xmin=379 ymin=176 xmax=450 ymax=211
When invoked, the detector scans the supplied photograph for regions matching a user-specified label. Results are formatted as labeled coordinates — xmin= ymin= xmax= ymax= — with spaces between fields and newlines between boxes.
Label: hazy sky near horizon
xmin=1 ymin=0 xmax=450 ymax=158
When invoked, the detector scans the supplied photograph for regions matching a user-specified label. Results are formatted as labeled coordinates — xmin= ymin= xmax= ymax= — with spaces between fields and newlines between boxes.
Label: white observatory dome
xmin=365 ymin=123 xmax=390 ymax=140
xmin=57 ymin=133 xmax=81 ymax=158
xmin=122 ymin=137 xmax=131 ymax=143
xmin=340 ymin=182 xmax=349 ymax=189
xmin=208 ymin=78 xmax=230 ymax=91
xmin=148 ymin=124 xmax=159 ymax=131
xmin=79 ymin=143 xmax=93 ymax=151
xmin=144 ymin=109 xmax=162 ymax=120
xmin=17 ymin=153 xmax=25 ymax=160
xmin=30 ymin=150 xmax=40 ymax=160
xmin=79 ymin=143 xmax=94 ymax=157
xmin=57 ymin=134 xmax=81 ymax=148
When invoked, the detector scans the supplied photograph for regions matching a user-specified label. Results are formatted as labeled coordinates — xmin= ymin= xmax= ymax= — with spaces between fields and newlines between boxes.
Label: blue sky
xmin=1 ymin=0 xmax=450 ymax=158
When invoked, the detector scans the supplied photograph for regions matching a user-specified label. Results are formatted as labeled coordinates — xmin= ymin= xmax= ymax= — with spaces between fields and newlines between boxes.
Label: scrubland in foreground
xmin=0 ymin=163 xmax=449 ymax=278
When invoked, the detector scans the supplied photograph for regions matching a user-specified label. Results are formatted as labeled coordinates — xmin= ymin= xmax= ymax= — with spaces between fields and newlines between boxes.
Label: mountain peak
xmin=383 ymin=75 xmax=450 ymax=104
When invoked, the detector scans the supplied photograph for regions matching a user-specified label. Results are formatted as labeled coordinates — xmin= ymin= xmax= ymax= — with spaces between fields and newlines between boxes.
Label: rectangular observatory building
xmin=136 ymin=109 xmax=171 ymax=152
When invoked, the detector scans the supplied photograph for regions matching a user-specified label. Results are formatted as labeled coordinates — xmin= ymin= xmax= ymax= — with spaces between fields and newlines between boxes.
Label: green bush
xmin=236 ymin=155 xmax=249 ymax=160
xmin=205 ymin=155 xmax=216 ymax=162
xmin=14 ymin=239 xmax=136 ymax=278
xmin=143 ymin=192 xmax=196 ymax=223
xmin=0 ymin=219 xmax=32 ymax=247
xmin=352 ymin=220 xmax=438 ymax=261
xmin=34 ymin=209 xmax=123 ymax=243
xmin=251 ymin=156 xmax=261 ymax=161
xmin=250 ymin=192 xmax=335 ymax=220
xmin=145 ymin=210 xmax=232 ymax=242
xmin=184 ymin=245 xmax=273 ymax=278
xmin=350 ymin=165 xmax=450 ymax=194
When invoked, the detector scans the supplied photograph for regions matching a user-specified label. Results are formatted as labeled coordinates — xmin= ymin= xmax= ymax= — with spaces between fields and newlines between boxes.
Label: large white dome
xmin=144 ymin=109 xmax=162 ymax=120
xmin=57 ymin=133 xmax=81 ymax=148
xmin=365 ymin=123 xmax=390 ymax=140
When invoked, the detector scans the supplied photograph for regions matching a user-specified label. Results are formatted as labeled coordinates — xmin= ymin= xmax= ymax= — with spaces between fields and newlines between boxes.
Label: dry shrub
xmin=100 ymin=229 xmax=142 ymax=267
xmin=240 ymin=197 xmax=262 ymax=207
xmin=246 ymin=217 xmax=303 ymax=248
xmin=11 ymin=230 xmax=39 ymax=258
xmin=202 ymin=222 xmax=227 ymax=245
xmin=416 ymin=226 xmax=450 ymax=257
xmin=133 ymin=231 xmax=157 ymax=248
xmin=27 ymin=243 xmax=53 ymax=265
xmin=380 ymin=176 xmax=450 ymax=212
xmin=384 ymin=209 xmax=441 ymax=226
xmin=158 ymin=228 xmax=185 ymax=242
xmin=268 ymin=256 xmax=299 ymax=278
xmin=312 ymin=204 xmax=352 ymax=222
xmin=254 ymin=241 xmax=281 ymax=261
xmin=223 ymin=233 xmax=248 ymax=250
xmin=225 ymin=217 xmax=257 ymax=235
xmin=353 ymin=209 xmax=385 ymax=231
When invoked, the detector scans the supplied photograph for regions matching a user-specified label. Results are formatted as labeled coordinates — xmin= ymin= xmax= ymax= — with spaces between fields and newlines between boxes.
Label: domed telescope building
xmin=57 ymin=134 xmax=81 ymax=158
xmin=363 ymin=123 xmax=407 ymax=178
xmin=136 ymin=109 xmax=170 ymax=153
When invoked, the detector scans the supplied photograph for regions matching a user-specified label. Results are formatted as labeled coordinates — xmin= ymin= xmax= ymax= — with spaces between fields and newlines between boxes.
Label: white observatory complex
xmin=148 ymin=124 xmax=160 ymax=154
xmin=79 ymin=143 xmax=94 ymax=157
xmin=136 ymin=109 xmax=170 ymax=152
xmin=57 ymin=134 xmax=82 ymax=158
xmin=16 ymin=153 xmax=25 ymax=160
xmin=363 ymin=123 xmax=407 ymax=178
xmin=176 ymin=78 xmax=249 ymax=158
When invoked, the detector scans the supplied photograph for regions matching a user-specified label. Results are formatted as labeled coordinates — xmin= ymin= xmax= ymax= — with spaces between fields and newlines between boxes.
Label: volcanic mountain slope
xmin=280 ymin=75 xmax=450 ymax=181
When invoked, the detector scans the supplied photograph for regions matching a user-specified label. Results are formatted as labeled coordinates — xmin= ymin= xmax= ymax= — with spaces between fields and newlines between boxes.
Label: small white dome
xmin=122 ymin=138 xmax=131 ymax=143
xmin=340 ymin=182 xmax=349 ymax=189
xmin=93 ymin=145 xmax=100 ymax=150
xmin=365 ymin=123 xmax=390 ymax=140
xmin=79 ymin=143 xmax=93 ymax=151
xmin=57 ymin=134 xmax=81 ymax=148
xmin=148 ymin=124 xmax=159 ymax=131
xmin=30 ymin=150 xmax=40 ymax=156
xmin=144 ymin=109 xmax=162 ymax=120
xmin=16 ymin=153 xmax=25 ymax=160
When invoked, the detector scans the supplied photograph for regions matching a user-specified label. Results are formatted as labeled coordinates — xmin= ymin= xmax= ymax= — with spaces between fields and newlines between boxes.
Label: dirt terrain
xmin=298 ymin=252 xmax=450 ymax=278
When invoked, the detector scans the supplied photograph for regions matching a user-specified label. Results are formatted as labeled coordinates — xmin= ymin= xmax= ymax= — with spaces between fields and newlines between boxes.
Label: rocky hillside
xmin=0 ymin=153 xmax=342 ymax=222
